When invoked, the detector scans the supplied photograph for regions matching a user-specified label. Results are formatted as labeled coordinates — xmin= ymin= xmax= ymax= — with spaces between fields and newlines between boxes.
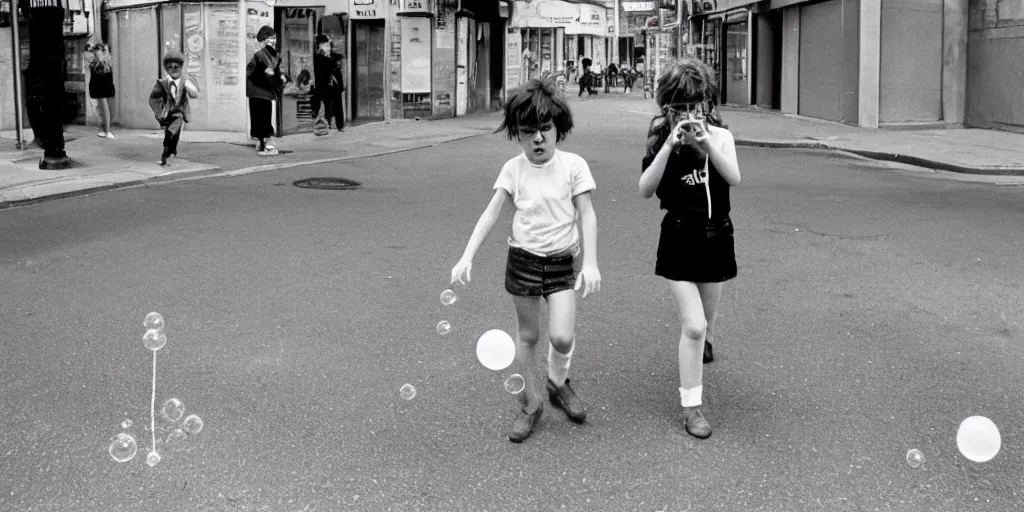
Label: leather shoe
xmin=547 ymin=378 xmax=587 ymax=423
xmin=682 ymin=406 xmax=712 ymax=439
xmin=508 ymin=404 xmax=543 ymax=443
xmin=703 ymin=340 xmax=714 ymax=364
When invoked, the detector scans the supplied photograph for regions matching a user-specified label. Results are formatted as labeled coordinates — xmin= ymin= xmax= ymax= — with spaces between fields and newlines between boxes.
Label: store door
xmin=456 ymin=17 xmax=469 ymax=116
xmin=723 ymin=21 xmax=748 ymax=105
xmin=798 ymin=0 xmax=843 ymax=122
xmin=352 ymin=20 xmax=385 ymax=122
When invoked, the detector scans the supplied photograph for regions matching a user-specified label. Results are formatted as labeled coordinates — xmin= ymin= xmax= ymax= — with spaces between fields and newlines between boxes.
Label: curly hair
xmin=495 ymin=78 xmax=574 ymax=142
xmin=644 ymin=58 xmax=727 ymax=160
xmin=90 ymin=43 xmax=112 ymax=74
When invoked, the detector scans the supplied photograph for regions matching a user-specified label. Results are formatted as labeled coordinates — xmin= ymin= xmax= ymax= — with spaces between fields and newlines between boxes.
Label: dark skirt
xmin=655 ymin=214 xmax=737 ymax=283
xmin=89 ymin=72 xmax=115 ymax=99
xmin=248 ymin=97 xmax=275 ymax=139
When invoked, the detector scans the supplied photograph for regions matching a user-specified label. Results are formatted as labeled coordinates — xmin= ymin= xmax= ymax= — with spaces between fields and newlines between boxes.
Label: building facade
xmin=505 ymin=0 xmax=610 ymax=89
xmin=966 ymin=0 xmax=1024 ymax=133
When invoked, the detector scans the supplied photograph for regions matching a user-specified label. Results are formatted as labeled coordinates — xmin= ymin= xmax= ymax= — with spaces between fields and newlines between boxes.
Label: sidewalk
xmin=717 ymin=105 xmax=1024 ymax=177
xmin=0 ymin=112 xmax=501 ymax=209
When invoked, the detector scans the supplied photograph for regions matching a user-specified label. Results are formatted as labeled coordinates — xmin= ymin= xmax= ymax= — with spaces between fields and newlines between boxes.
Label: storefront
xmin=349 ymin=0 xmax=386 ymax=123
xmin=508 ymin=0 xmax=608 ymax=85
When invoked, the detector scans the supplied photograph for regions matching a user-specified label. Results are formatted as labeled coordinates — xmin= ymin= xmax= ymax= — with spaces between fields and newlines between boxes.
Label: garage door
xmin=798 ymin=0 xmax=843 ymax=122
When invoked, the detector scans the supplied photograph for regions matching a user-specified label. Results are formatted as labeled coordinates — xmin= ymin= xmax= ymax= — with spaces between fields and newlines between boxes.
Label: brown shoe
xmin=508 ymin=404 xmax=543 ymax=443
xmin=547 ymin=378 xmax=587 ymax=423
xmin=703 ymin=340 xmax=714 ymax=364
xmin=682 ymin=406 xmax=712 ymax=439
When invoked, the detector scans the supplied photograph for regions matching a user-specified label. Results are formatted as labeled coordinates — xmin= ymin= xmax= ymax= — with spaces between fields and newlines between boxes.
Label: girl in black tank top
xmin=638 ymin=58 xmax=742 ymax=440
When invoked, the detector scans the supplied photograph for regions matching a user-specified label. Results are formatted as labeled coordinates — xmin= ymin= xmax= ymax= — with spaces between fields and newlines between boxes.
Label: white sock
xmin=547 ymin=342 xmax=574 ymax=387
xmin=679 ymin=386 xmax=703 ymax=408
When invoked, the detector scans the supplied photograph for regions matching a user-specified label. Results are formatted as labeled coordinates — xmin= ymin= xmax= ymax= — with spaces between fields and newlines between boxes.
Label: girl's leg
xmin=696 ymin=282 xmax=725 ymax=363
xmin=101 ymin=98 xmax=112 ymax=134
xmin=666 ymin=279 xmax=712 ymax=438
xmin=511 ymin=295 xmax=543 ymax=411
xmin=545 ymin=289 xmax=586 ymax=422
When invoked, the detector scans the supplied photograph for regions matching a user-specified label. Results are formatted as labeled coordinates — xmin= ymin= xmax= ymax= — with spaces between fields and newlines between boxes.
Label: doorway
xmin=351 ymin=19 xmax=385 ymax=123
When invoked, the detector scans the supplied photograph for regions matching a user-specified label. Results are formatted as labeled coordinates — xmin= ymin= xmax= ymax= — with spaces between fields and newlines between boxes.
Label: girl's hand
xmin=664 ymin=119 xmax=686 ymax=151
xmin=678 ymin=119 xmax=711 ymax=150
xmin=451 ymin=257 xmax=473 ymax=286
xmin=574 ymin=265 xmax=601 ymax=298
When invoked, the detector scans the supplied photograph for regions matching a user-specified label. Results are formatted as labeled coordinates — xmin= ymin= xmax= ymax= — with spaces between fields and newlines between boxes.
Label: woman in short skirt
xmin=88 ymin=42 xmax=116 ymax=138
xmin=638 ymin=58 xmax=741 ymax=439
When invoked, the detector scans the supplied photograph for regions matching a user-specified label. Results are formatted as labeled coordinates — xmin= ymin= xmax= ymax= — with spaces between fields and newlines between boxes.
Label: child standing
xmin=87 ymin=42 xmax=116 ymax=138
xmin=148 ymin=50 xmax=198 ymax=166
xmin=638 ymin=59 xmax=741 ymax=439
xmin=451 ymin=79 xmax=601 ymax=444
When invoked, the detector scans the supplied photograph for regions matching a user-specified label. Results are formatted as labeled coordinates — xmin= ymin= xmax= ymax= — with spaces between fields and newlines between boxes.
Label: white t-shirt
xmin=494 ymin=149 xmax=596 ymax=257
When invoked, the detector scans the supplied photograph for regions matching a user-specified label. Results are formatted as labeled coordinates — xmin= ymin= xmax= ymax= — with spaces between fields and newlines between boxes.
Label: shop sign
xmin=401 ymin=0 xmax=430 ymax=13
xmin=622 ymin=1 xmax=656 ymax=12
xmin=510 ymin=0 xmax=607 ymax=36
xmin=351 ymin=0 xmax=379 ymax=19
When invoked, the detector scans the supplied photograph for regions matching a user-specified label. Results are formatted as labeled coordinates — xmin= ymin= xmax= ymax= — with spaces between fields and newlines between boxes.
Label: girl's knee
xmin=548 ymin=333 xmax=574 ymax=352
xmin=517 ymin=328 xmax=540 ymax=346
xmin=680 ymin=317 xmax=707 ymax=342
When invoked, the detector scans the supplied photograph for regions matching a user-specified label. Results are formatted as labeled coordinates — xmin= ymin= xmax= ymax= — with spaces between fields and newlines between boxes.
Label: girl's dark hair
xmin=644 ymin=58 xmax=727 ymax=160
xmin=496 ymin=78 xmax=574 ymax=142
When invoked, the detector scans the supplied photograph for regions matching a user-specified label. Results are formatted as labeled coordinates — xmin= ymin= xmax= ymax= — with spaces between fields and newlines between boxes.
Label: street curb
xmin=736 ymin=139 xmax=1024 ymax=176
xmin=0 ymin=132 xmax=487 ymax=210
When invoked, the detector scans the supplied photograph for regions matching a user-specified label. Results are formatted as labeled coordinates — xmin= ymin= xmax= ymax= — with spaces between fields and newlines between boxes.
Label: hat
xmin=257 ymin=25 xmax=276 ymax=42
xmin=315 ymin=34 xmax=330 ymax=45
xmin=163 ymin=50 xmax=185 ymax=67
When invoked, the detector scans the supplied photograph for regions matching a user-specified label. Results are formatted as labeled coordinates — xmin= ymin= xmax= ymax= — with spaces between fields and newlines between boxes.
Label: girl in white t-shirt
xmin=451 ymin=79 xmax=602 ymax=443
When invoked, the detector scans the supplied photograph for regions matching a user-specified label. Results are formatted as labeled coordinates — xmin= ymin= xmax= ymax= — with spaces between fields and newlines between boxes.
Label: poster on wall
xmin=246 ymin=1 xmax=273 ymax=60
xmin=184 ymin=6 xmax=205 ymax=91
xmin=207 ymin=4 xmax=243 ymax=121
xmin=402 ymin=17 xmax=431 ymax=93
xmin=505 ymin=27 xmax=521 ymax=91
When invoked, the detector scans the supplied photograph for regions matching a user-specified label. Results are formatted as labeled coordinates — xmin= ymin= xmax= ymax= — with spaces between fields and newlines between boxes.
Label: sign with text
xmin=400 ymin=0 xmax=430 ymax=13
xmin=350 ymin=0 xmax=380 ymax=19
xmin=510 ymin=0 xmax=607 ymax=36
xmin=623 ymin=1 xmax=656 ymax=12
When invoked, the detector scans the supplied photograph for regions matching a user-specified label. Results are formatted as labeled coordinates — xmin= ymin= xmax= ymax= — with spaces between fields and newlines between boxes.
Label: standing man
xmin=312 ymin=34 xmax=345 ymax=132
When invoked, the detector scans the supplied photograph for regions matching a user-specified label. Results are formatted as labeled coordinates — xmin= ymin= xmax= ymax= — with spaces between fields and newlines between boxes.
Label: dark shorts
xmin=655 ymin=215 xmax=737 ymax=283
xmin=505 ymin=246 xmax=580 ymax=298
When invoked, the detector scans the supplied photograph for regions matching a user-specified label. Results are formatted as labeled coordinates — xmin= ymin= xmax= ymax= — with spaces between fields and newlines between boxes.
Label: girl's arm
xmin=639 ymin=138 xmax=678 ymax=198
xmin=704 ymin=128 xmax=741 ymax=186
xmin=451 ymin=190 xmax=509 ymax=285
xmin=573 ymin=191 xmax=601 ymax=297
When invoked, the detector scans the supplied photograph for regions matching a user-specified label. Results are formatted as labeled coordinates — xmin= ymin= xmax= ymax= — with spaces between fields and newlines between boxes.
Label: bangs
xmin=511 ymin=92 xmax=563 ymax=130
xmin=496 ymin=78 xmax=574 ymax=142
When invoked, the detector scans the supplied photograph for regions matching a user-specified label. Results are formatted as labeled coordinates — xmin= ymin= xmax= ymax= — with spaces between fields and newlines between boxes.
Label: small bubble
xmin=440 ymin=289 xmax=458 ymax=306
xmin=144 ymin=312 xmax=165 ymax=330
xmin=436 ymin=320 xmax=452 ymax=336
xmin=400 ymin=383 xmax=416 ymax=400
xmin=146 ymin=451 xmax=161 ymax=467
xmin=504 ymin=374 xmax=525 ymax=394
xmin=143 ymin=329 xmax=167 ymax=351
xmin=121 ymin=419 xmax=132 ymax=429
xmin=906 ymin=449 xmax=924 ymax=468
xmin=182 ymin=415 xmax=204 ymax=435
xmin=166 ymin=429 xmax=187 ymax=451
xmin=108 ymin=433 xmax=138 ymax=462
xmin=162 ymin=398 xmax=185 ymax=422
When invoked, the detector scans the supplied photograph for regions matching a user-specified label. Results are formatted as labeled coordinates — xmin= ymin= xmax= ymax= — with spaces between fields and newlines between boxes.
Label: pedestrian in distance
xmin=638 ymin=58 xmax=741 ymax=440
xmin=87 ymin=42 xmax=116 ymax=139
xmin=149 ymin=50 xmax=199 ymax=166
xmin=621 ymin=67 xmax=637 ymax=95
xmin=451 ymin=78 xmax=602 ymax=444
xmin=311 ymin=34 xmax=345 ymax=134
xmin=246 ymin=25 xmax=287 ymax=156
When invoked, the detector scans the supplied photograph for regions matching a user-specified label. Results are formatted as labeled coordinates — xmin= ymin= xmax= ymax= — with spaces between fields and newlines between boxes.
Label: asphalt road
xmin=1 ymin=97 xmax=1023 ymax=512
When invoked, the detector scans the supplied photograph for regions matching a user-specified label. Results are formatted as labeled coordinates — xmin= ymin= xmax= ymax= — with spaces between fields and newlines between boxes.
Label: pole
xmin=613 ymin=0 xmax=619 ymax=66
xmin=10 ymin=0 xmax=26 ymax=150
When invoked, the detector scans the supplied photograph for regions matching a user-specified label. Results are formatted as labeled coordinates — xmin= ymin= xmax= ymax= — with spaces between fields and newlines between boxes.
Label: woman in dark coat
xmin=246 ymin=25 xmax=287 ymax=155
xmin=87 ymin=42 xmax=116 ymax=138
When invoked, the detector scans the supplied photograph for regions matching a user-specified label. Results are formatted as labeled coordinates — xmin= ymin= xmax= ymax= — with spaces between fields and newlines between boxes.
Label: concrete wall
xmin=754 ymin=13 xmax=775 ymax=108
xmin=877 ymin=0 xmax=942 ymax=123
xmin=0 ymin=27 xmax=21 ymax=132
xmin=780 ymin=6 xmax=799 ymax=114
xmin=842 ymin=0 xmax=861 ymax=124
xmin=941 ymin=0 xmax=968 ymax=125
xmin=965 ymin=0 xmax=1024 ymax=132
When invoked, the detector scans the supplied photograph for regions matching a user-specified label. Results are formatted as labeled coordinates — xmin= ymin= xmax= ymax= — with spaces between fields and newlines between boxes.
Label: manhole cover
xmin=293 ymin=177 xmax=362 ymax=190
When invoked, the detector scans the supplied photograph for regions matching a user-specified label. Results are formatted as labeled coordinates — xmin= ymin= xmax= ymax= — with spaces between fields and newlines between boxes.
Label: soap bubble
xmin=166 ymin=429 xmax=187 ymax=451
xmin=476 ymin=330 xmax=516 ymax=371
xmin=436 ymin=320 xmax=452 ymax=336
xmin=182 ymin=415 xmax=204 ymax=435
xmin=957 ymin=416 xmax=1001 ymax=463
xmin=144 ymin=312 xmax=165 ymax=330
xmin=121 ymin=419 xmax=132 ymax=429
xmin=108 ymin=433 xmax=138 ymax=462
xmin=400 ymin=383 xmax=416 ymax=401
xmin=440 ymin=289 xmax=458 ymax=306
xmin=146 ymin=451 xmax=161 ymax=467
xmin=906 ymin=448 xmax=924 ymax=468
xmin=143 ymin=329 xmax=167 ymax=351
xmin=161 ymin=398 xmax=184 ymax=422
xmin=504 ymin=374 xmax=525 ymax=394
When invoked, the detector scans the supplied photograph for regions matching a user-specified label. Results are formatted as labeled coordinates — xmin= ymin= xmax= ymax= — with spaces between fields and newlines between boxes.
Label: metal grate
xmin=293 ymin=177 xmax=362 ymax=190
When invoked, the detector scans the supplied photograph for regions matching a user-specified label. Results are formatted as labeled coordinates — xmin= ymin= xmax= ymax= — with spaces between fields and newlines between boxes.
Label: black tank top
xmin=641 ymin=130 xmax=732 ymax=223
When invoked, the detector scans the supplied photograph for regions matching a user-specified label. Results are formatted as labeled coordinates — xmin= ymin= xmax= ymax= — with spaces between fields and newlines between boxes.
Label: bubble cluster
xmin=162 ymin=398 xmax=185 ymax=422
xmin=143 ymin=329 xmax=167 ymax=351
xmin=957 ymin=416 xmax=1001 ymax=463
xmin=166 ymin=429 xmax=188 ymax=451
xmin=182 ymin=415 xmax=204 ymax=435
xmin=476 ymin=330 xmax=516 ymax=371
xmin=905 ymin=449 xmax=924 ymax=468
xmin=440 ymin=289 xmax=458 ymax=306
xmin=436 ymin=321 xmax=452 ymax=336
xmin=504 ymin=374 xmax=525 ymax=394
xmin=109 ymin=433 xmax=138 ymax=462
xmin=400 ymin=383 xmax=417 ymax=401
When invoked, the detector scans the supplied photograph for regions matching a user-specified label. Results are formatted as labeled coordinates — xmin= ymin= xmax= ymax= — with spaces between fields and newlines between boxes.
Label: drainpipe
xmin=10 ymin=0 xmax=26 ymax=149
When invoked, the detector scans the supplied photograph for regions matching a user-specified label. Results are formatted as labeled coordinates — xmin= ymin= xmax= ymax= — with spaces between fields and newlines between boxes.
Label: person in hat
xmin=246 ymin=25 xmax=287 ymax=155
xmin=148 ymin=50 xmax=199 ymax=166
xmin=310 ymin=34 xmax=345 ymax=133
